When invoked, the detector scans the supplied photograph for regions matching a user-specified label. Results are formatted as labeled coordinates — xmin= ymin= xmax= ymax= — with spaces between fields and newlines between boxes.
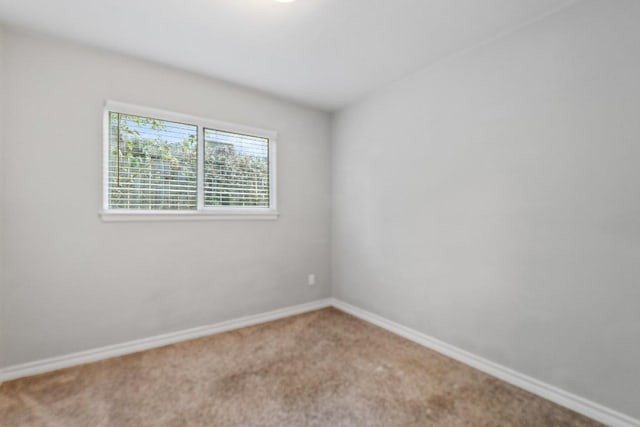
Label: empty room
xmin=0 ymin=0 xmax=638 ymax=425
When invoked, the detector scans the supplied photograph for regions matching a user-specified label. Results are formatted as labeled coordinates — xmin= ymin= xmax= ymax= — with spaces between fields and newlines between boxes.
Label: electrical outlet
xmin=307 ymin=274 xmax=316 ymax=286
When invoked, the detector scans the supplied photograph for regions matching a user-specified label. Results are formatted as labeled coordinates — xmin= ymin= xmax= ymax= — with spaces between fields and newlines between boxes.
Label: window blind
xmin=108 ymin=112 xmax=198 ymax=210
xmin=204 ymin=128 xmax=270 ymax=207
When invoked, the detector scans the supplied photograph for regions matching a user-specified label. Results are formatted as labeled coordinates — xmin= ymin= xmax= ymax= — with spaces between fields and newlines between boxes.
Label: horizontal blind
xmin=108 ymin=112 xmax=198 ymax=210
xmin=204 ymin=128 xmax=269 ymax=207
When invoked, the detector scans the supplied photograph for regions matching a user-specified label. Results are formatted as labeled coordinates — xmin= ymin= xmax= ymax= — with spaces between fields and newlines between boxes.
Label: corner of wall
xmin=328 ymin=110 xmax=336 ymax=299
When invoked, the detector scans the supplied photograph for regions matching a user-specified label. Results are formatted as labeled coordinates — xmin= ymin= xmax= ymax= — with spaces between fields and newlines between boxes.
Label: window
xmin=101 ymin=101 xmax=277 ymax=221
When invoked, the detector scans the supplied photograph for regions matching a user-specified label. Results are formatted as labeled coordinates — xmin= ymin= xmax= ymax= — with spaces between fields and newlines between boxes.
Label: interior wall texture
xmin=0 ymin=25 xmax=5 ymax=369
xmin=332 ymin=0 xmax=639 ymax=419
xmin=0 ymin=29 xmax=332 ymax=367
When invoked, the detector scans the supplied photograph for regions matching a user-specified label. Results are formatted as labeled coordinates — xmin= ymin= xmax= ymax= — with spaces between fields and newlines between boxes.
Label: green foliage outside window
xmin=108 ymin=112 xmax=269 ymax=210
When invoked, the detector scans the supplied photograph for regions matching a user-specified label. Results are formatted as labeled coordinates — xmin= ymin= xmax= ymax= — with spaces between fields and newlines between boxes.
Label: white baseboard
xmin=0 ymin=298 xmax=332 ymax=383
xmin=1 ymin=297 xmax=637 ymax=427
xmin=330 ymin=298 xmax=639 ymax=427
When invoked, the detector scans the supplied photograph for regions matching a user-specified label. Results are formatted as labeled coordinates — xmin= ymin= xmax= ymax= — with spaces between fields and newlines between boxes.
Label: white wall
xmin=0 ymin=29 xmax=331 ymax=367
xmin=332 ymin=0 xmax=640 ymax=419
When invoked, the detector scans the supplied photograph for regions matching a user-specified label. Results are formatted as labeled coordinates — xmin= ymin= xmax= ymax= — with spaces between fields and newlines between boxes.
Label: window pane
xmin=204 ymin=129 xmax=269 ymax=207
xmin=108 ymin=112 xmax=197 ymax=210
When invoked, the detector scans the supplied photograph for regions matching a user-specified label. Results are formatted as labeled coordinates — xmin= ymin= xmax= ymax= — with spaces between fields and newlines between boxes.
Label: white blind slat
xmin=108 ymin=112 xmax=197 ymax=210
xmin=203 ymin=128 xmax=269 ymax=208
xmin=108 ymin=112 xmax=271 ymax=210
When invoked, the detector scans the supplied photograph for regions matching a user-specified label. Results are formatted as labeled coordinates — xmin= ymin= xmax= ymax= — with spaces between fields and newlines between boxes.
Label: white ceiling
xmin=0 ymin=0 xmax=578 ymax=111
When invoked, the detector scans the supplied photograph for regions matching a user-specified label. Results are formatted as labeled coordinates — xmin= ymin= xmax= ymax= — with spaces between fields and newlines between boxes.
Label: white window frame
xmin=100 ymin=100 xmax=278 ymax=221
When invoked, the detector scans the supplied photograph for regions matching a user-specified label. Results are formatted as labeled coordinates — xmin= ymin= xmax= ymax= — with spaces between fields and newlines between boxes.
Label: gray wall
xmin=0 ymin=29 xmax=332 ymax=367
xmin=332 ymin=0 xmax=640 ymax=419
xmin=0 ymin=26 xmax=5 ymax=368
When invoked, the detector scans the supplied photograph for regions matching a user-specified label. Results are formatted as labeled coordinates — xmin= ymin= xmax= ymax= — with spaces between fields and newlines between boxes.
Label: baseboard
xmin=330 ymin=298 xmax=639 ymax=427
xmin=2 ymin=297 xmax=637 ymax=426
xmin=0 ymin=298 xmax=332 ymax=383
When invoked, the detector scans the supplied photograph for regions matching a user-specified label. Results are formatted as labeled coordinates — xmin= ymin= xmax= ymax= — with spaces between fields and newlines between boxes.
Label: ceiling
xmin=0 ymin=0 xmax=579 ymax=111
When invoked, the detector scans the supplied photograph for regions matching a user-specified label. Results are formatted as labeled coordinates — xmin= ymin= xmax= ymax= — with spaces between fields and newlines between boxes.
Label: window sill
xmin=99 ymin=209 xmax=280 ymax=222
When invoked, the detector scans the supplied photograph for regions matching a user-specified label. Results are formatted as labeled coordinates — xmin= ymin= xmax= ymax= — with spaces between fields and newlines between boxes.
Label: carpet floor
xmin=0 ymin=308 xmax=600 ymax=426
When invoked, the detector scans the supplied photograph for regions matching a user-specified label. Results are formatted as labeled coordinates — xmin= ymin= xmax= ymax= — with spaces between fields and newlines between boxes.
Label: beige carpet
xmin=0 ymin=308 xmax=600 ymax=426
